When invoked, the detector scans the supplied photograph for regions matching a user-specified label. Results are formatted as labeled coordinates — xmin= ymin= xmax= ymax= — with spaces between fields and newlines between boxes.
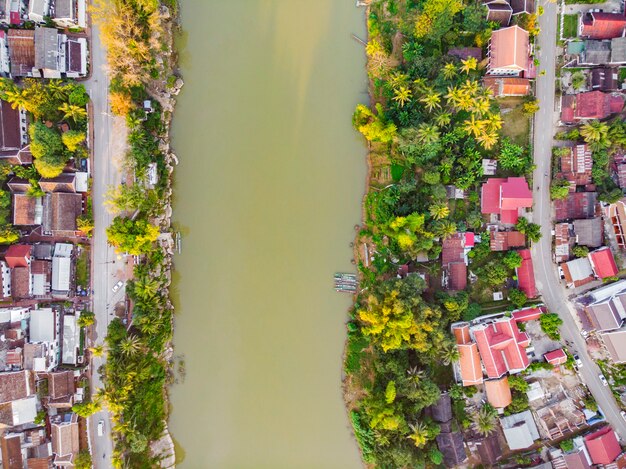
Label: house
xmin=554 ymin=192 xmax=597 ymax=222
xmin=487 ymin=25 xmax=530 ymax=76
xmin=28 ymin=0 xmax=50 ymax=23
xmin=0 ymin=260 xmax=10 ymax=299
xmin=28 ymin=307 xmax=58 ymax=371
xmin=441 ymin=233 xmax=470 ymax=291
xmin=544 ymin=348 xmax=567 ymax=366
xmin=588 ymin=246 xmax=618 ymax=279
xmin=584 ymin=426 xmax=621 ymax=465
xmin=483 ymin=76 xmax=530 ymax=97
xmin=452 ymin=322 xmax=483 ymax=386
xmin=0 ymin=429 xmax=50 ymax=469
xmin=490 ymin=230 xmax=526 ymax=251
xmin=555 ymin=223 xmax=575 ymax=263
xmin=516 ymin=249 xmax=537 ymax=298
xmin=483 ymin=158 xmax=498 ymax=175
xmin=591 ymin=67 xmax=618 ymax=91
xmin=13 ymin=194 xmax=43 ymax=226
xmin=46 ymin=370 xmax=75 ymax=409
xmin=510 ymin=0 xmax=535 ymax=15
xmin=51 ymin=413 xmax=79 ymax=468
xmin=573 ymin=218 xmax=603 ymax=248
xmin=485 ymin=376 xmax=512 ymax=408
xmin=558 ymin=144 xmax=593 ymax=188
xmin=38 ymin=174 xmax=76 ymax=193
xmin=0 ymin=99 xmax=28 ymax=164
xmin=53 ymin=0 xmax=78 ymax=28
xmin=580 ymin=12 xmax=626 ymax=40
xmin=511 ymin=306 xmax=544 ymax=322
xmin=602 ymin=329 xmax=626 ymax=362
xmin=11 ymin=266 xmax=31 ymax=299
xmin=472 ymin=316 xmax=530 ymax=379
xmin=7 ymin=29 xmax=34 ymax=77
xmin=481 ymin=177 xmax=533 ymax=224
xmin=64 ymin=36 xmax=87 ymax=78
xmin=580 ymin=40 xmax=611 ymax=65
xmin=0 ymin=395 xmax=37 ymax=426
xmin=42 ymin=192 xmax=82 ymax=236
xmin=34 ymin=27 xmax=61 ymax=78
xmin=31 ymin=259 xmax=51 ymax=296
xmin=436 ymin=429 xmax=467 ymax=467
xmin=483 ymin=0 xmax=512 ymax=26
xmin=584 ymin=290 xmax=626 ymax=331
xmin=561 ymin=257 xmax=595 ymax=288
xmin=500 ymin=410 xmax=540 ymax=450
xmin=606 ymin=200 xmax=626 ymax=248
xmin=535 ymin=399 xmax=585 ymax=440
xmin=5 ymin=244 xmax=31 ymax=268
xmin=51 ymin=243 xmax=72 ymax=296
xmin=429 ymin=393 xmax=452 ymax=423
xmin=61 ymin=313 xmax=79 ymax=365
xmin=561 ymin=446 xmax=593 ymax=469
xmin=612 ymin=36 xmax=626 ymax=63
xmin=470 ymin=433 xmax=503 ymax=466
xmin=448 ymin=46 xmax=482 ymax=61
xmin=0 ymin=370 xmax=34 ymax=403
xmin=561 ymin=91 xmax=624 ymax=123
xmin=5 ymin=348 xmax=22 ymax=370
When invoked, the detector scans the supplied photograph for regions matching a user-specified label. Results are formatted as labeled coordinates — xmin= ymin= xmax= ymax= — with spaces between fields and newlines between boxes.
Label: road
xmin=83 ymin=19 xmax=125 ymax=468
xmin=531 ymin=0 xmax=626 ymax=439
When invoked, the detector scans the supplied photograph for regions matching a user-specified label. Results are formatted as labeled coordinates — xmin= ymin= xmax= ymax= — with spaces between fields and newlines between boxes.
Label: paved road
xmin=531 ymin=0 xmax=626 ymax=439
xmin=83 ymin=19 xmax=125 ymax=468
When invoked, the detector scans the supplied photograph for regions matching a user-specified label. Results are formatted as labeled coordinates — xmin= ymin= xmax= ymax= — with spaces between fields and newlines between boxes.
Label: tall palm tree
xmin=486 ymin=113 xmax=503 ymax=132
xmin=434 ymin=219 xmax=457 ymax=239
xmin=48 ymin=80 xmax=68 ymax=101
xmin=460 ymin=57 xmax=478 ymax=74
xmin=133 ymin=275 xmax=159 ymax=300
xmin=420 ymin=92 xmax=442 ymax=112
xmin=4 ymin=89 xmax=28 ymax=110
xmin=89 ymin=345 xmax=104 ymax=357
xmin=416 ymin=123 xmax=440 ymax=145
xmin=474 ymin=404 xmax=498 ymax=436
xmin=477 ymin=131 xmax=498 ymax=150
xmin=463 ymin=114 xmax=485 ymax=138
xmin=392 ymin=86 xmax=412 ymax=107
xmin=119 ymin=336 xmax=142 ymax=357
xmin=434 ymin=112 xmax=451 ymax=127
xmin=429 ymin=202 xmax=450 ymax=220
xmin=445 ymin=86 xmax=462 ymax=109
xmin=407 ymin=422 xmax=429 ymax=448
xmin=580 ymin=120 xmax=609 ymax=144
xmin=442 ymin=63 xmax=457 ymax=80
xmin=440 ymin=340 xmax=460 ymax=365
xmin=58 ymin=103 xmax=87 ymax=122
xmin=471 ymin=97 xmax=491 ymax=115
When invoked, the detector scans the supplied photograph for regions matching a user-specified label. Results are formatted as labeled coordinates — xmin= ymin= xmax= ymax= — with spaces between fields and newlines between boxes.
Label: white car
xmin=621 ymin=411 xmax=626 ymax=421
xmin=574 ymin=355 xmax=583 ymax=368
xmin=97 ymin=420 xmax=104 ymax=436
xmin=599 ymin=374 xmax=609 ymax=386
xmin=112 ymin=281 xmax=124 ymax=293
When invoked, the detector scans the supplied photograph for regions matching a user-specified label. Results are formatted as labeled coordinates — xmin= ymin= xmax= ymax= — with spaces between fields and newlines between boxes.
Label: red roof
xmin=501 ymin=177 xmax=533 ymax=210
xmin=448 ymin=262 xmax=467 ymax=291
xmin=516 ymin=249 xmax=537 ymax=298
xmin=512 ymin=306 xmax=544 ymax=322
xmin=544 ymin=348 xmax=567 ymax=365
xmin=481 ymin=178 xmax=505 ymax=214
xmin=481 ymin=177 xmax=532 ymax=224
xmin=5 ymin=245 xmax=31 ymax=268
xmin=581 ymin=12 xmax=626 ymax=39
xmin=9 ymin=12 xmax=19 ymax=25
xmin=473 ymin=317 xmax=530 ymax=379
xmin=452 ymin=323 xmax=483 ymax=386
xmin=575 ymin=91 xmax=622 ymax=119
xmin=464 ymin=232 xmax=475 ymax=247
xmin=588 ymin=247 xmax=619 ymax=279
xmin=584 ymin=426 xmax=621 ymax=465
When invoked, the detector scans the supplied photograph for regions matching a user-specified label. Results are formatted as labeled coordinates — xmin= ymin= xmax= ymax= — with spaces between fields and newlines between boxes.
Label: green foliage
xmin=485 ymin=262 xmax=509 ymax=286
xmin=72 ymin=400 xmax=101 ymax=417
xmin=516 ymin=217 xmax=542 ymax=243
xmin=508 ymin=375 xmax=529 ymax=392
xmin=572 ymin=245 xmax=589 ymax=258
xmin=385 ymin=381 xmax=397 ymax=404
xmin=503 ymin=250 xmax=523 ymax=269
xmin=0 ymin=226 xmax=19 ymax=244
xmin=74 ymin=450 xmax=93 ymax=469
xmin=345 ymin=328 xmax=369 ymax=373
xmin=106 ymin=216 xmax=159 ymax=255
xmin=571 ymin=71 xmax=586 ymax=90
xmin=61 ymin=130 xmax=86 ymax=152
xmin=560 ymin=439 xmax=574 ymax=452
xmin=504 ymin=393 xmax=530 ymax=415
xmin=29 ymin=122 xmax=66 ymax=171
xmin=353 ymin=103 xmax=397 ymax=143
xmin=498 ymin=139 xmax=530 ymax=174
xmin=539 ymin=313 xmax=563 ymax=340
xmin=77 ymin=311 xmax=95 ymax=328
xmin=551 ymin=178 xmax=571 ymax=200
xmin=584 ymin=396 xmax=598 ymax=412
xmin=463 ymin=303 xmax=482 ymax=321
xmin=508 ymin=288 xmax=528 ymax=308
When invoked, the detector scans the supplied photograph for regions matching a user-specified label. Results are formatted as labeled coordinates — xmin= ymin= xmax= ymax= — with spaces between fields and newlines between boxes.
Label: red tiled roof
xmin=589 ymin=247 xmax=619 ymax=279
xmin=5 ymin=245 xmax=31 ymax=268
xmin=581 ymin=12 xmax=626 ymax=40
xmin=473 ymin=317 xmax=530 ymax=379
xmin=485 ymin=377 xmax=512 ymax=408
xmin=483 ymin=77 xmax=530 ymax=97
xmin=452 ymin=323 xmax=483 ymax=386
xmin=481 ymin=178 xmax=505 ymax=214
xmin=442 ymin=233 xmax=465 ymax=266
xmin=501 ymin=177 xmax=533 ymax=210
xmin=584 ymin=426 xmax=621 ymax=465
xmin=448 ymin=262 xmax=467 ymax=291
xmin=481 ymin=177 xmax=532 ymax=224
xmin=512 ymin=306 xmax=543 ymax=322
xmin=575 ymin=91 xmax=618 ymax=119
xmin=516 ymin=249 xmax=537 ymax=298
xmin=544 ymin=348 xmax=567 ymax=365
xmin=464 ymin=232 xmax=475 ymax=247
xmin=554 ymin=192 xmax=597 ymax=221
xmin=490 ymin=231 xmax=526 ymax=251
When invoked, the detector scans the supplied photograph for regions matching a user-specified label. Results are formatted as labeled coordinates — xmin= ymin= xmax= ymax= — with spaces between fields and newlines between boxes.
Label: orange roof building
xmin=483 ymin=77 xmax=530 ymax=97
xmin=487 ymin=25 xmax=530 ymax=76
xmin=485 ymin=377 xmax=512 ymax=408
xmin=452 ymin=322 xmax=483 ymax=386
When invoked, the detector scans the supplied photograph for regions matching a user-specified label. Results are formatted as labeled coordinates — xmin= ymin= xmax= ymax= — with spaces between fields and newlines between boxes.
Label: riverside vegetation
xmin=88 ymin=0 xmax=181 ymax=467
xmin=345 ymin=0 xmax=542 ymax=466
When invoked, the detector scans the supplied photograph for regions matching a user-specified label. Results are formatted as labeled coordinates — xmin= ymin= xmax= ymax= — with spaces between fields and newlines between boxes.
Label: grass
xmin=565 ymin=0 xmax=604 ymax=4
xmin=563 ymin=14 xmax=578 ymax=38
xmin=75 ymin=247 xmax=89 ymax=288
xmin=499 ymin=99 xmax=530 ymax=146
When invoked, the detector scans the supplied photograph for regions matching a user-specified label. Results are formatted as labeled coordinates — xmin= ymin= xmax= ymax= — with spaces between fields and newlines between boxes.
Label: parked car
xmin=112 ymin=281 xmax=124 ymax=293
xmin=574 ymin=355 xmax=583 ymax=368
xmin=599 ymin=374 xmax=609 ymax=386
xmin=621 ymin=411 xmax=626 ymax=421
xmin=97 ymin=420 xmax=104 ymax=436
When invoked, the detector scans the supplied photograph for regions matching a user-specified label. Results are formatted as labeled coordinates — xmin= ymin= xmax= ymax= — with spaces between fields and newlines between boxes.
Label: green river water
xmin=169 ymin=1 xmax=367 ymax=467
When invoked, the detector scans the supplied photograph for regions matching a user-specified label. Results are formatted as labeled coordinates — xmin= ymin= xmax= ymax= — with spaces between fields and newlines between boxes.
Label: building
xmin=602 ymin=329 xmax=626 ymax=362
xmin=0 ymin=370 xmax=34 ymax=404
xmin=483 ymin=76 xmax=530 ymax=97
xmin=561 ymin=257 xmax=595 ymax=288
xmin=436 ymin=428 xmax=467 ymax=467
xmin=580 ymin=39 xmax=612 ymax=65
xmin=448 ymin=46 xmax=482 ymax=60
xmin=555 ymin=223 xmax=575 ymax=263
xmin=51 ymin=243 xmax=72 ymax=296
xmin=61 ymin=314 xmax=79 ymax=365
xmin=42 ymin=192 xmax=82 ymax=236
xmin=500 ymin=410 xmax=540 ymax=450
xmin=584 ymin=426 xmax=621 ymax=465
xmin=28 ymin=307 xmax=58 ymax=371
xmin=481 ymin=177 xmax=533 ymax=224
xmin=38 ymin=174 xmax=76 ymax=193
xmin=452 ymin=322 xmax=483 ymax=386
xmin=0 ymin=99 xmax=28 ymax=164
xmin=573 ymin=218 xmax=603 ymax=248
xmin=588 ymin=247 xmax=618 ymax=279
xmin=516 ymin=249 xmax=537 ymax=298
xmin=53 ymin=0 xmax=77 ymax=28
xmin=5 ymin=244 xmax=31 ymax=268
xmin=535 ymin=399 xmax=585 ymax=440
xmin=46 ymin=370 xmax=75 ymax=409
xmin=561 ymin=91 xmax=624 ymax=123
xmin=50 ymin=413 xmax=79 ymax=468
xmin=584 ymin=289 xmax=626 ymax=331
xmin=580 ymin=12 xmax=626 ymax=40
xmin=31 ymin=259 xmax=51 ymax=296
xmin=487 ymin=25 xmax=530 ymax=76
xmin=28 ymin=0 xmax=50 ymax=23
xmin=441 ymin=233 xmax=471 ymax=291
xmin=472 ymin=316 xmax=530 ymax=379
xmin=591 ymin=67 xmax=618 ymax=91
xmin=12 ymin=193 xmax=43 ymax=227
xmin=558 ymin=144 xmax=593 ymax=188
xmin=606 ymin=200 xmax=626 ymax=248
xmin=485 ymin=376 xmax=512 ymax=408
xmin=483 ymin=0 xmax=512 ymax=25
xmin=554 ymin=192 xmax=597 ymax=222
xmin=544 ymin=348 xmax=567 ymax=366
xmin=490 ymin=230 xmax=526 ymax=251
xmin=7 ymin=29 xmax=34 ymax=77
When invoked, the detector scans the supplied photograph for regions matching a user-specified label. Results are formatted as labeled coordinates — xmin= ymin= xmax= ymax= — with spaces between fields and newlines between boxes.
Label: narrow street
xmin=531 ymin=0 xmax=626 ymax=438
xmin=82 ymin=19 xmax=125 ymax=468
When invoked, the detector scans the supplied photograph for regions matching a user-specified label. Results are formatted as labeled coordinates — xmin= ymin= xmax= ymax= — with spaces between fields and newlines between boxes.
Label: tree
xmin=440 ymin=340 xmax=460 ymax=365
xmin=581 ymin=120 xmax=609 ymax=144
xmin=508 ymin=375 xmax=529 ymax=392
xmin=571 ymin=71 xmax=586 ymax=91
xmin=503 ymin=250 xmax=523 ymax=269
xmin=508 ymin=288 xmax=528 ymax=308
xmin=29 ymin=122 xmax=67 ymax=177
xmin=72 ymin=400 xmax=101 ymax=417
xmin=523 ymin=99 xmax=540 ymax=115
xmin=392 ymin=86 xmax=412 ymax=107
xmin=106 ymin=216 xmax=159 ymax=255
xmin=485 ymin=262 xmax=508 ymax=286
xmin=560 ymin=439 xmax=574 ymax=452
xmin=516 ymin=218 xmax=542 ymax=242
xmin=58 ymin=103 xmax=87 ymax=123
xmin=61 ymin=130 xmax=86 ymax=152
xmin=433 ymin=219 xmax=457 ymax=239
xmin=539 ymin=312 xmax=563 ymax=340
xmin=74 ymin=450 xmax=93 ymax=469
xmin=77 ymin=311 xmax=95 ymax=327
xmin=429 ymin=201 xmax=449 ymax=220
xmin=422 ymin=170 xmax=440 ymax=185
xmin=120 ymin=335 xmax=143 ymax=356
xmin=353 ymin=103 xmax=397 ymax=143
xmin=89 ymin=345 xmax=104 ymax=357
xmin=109 ymin=90 xmax=135 ymax=116
xmin=407 ymin=422 xmax=429 ymax=448
xmin=77 ymin=215 xmax=94 ymax=236
xmin=474 ymin=404 xmax=497 ymax=436
xmin=68 ymin=85 xmax=90 ymax=107
xmin=551 ymin=178 xmax=570 ymax=200
xmin=498 ymin=139 xmax=529 ymax=174
xmin=420 ymin=91 xmax=441 ymax=112
xmin=460 ymin=57 xmax=477 ymax=74
xmin=572 ymin=245 xmax=589 ymax=258
xmin=442 ymin=63 xmax=457 ymax=80
xmin=416 ymin=123 xmax=440 ymax=145
xmin=429 ymin=448 xmax=444 ymax=465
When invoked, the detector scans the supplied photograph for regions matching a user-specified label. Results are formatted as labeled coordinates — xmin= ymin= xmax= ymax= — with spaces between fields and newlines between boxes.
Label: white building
xmin=28 ymin=307 xmax=59 ymax=371
xmin=51 ymin=243 xmax=72 ymax=296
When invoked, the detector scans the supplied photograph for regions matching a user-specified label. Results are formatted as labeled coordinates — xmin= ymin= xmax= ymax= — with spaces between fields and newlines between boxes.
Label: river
xmin=169 ymin=1 xmax=367 ymax=468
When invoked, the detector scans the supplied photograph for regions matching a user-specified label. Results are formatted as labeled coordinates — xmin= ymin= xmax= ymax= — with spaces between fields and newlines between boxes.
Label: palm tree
xmin=416 ymin=123 xmax=440 ymax=145
xmin=477 ymin=131 xmax=498 ymax=150
xmin=461 ymin=79 xmax=480 ymax=95
xmin=460 ymin=57 xmax=478 ymax=74
xmin=442 ymin=63 xmax=457 ymax=80
xmin=89 ymin=345 xmax=104 ymax=357
xmin=429 ymin=202 xmax=450 ymax=220
xmin=440 ymin=340 xmax=460 ymax=365
xmin=4 ymin=89 xmax=28 ymax=110
xmin=434 ymin=219 xmax=457 ymax=239
xmin=580 ymin=120 xmax=609 ymax=144
xmin=486 ymin=113 xmax=502 ymax=132
xmin=445 ymin=86 xmax=462 ymax=109
xmin=471 ymin=97 xmax=491 ymax=115
xmin=47 ymin=80 xmax=68 ymax=101
xmin=119 ymin=336 xmax=142 ymax=357
xmin=463 ymin=114 xmax=485 ymax=138
xmin=133 ymin=275 xmax=159 ymax=300
xmin=474 ymin=404 xmax=498 ymax=436
xmin=434 ymin=112 xmax=451 ymax=127
xmin=420 ymin=92 xmax=442 ymax=112
xmin=59 ymin=103 xmax=87 ymax=122
xmin=407 ymin=422 xmax=429 ymax=448
xmin=392 ymin=86 xmax=412 ymax=107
